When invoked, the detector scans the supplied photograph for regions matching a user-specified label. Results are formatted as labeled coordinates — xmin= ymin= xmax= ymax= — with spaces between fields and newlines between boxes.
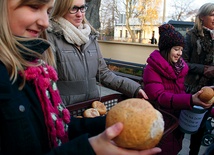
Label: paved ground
xmin=178 ymin=134 xmax=208 ymax=155
xmin=98 ymin=85 xmax=210 ymax=155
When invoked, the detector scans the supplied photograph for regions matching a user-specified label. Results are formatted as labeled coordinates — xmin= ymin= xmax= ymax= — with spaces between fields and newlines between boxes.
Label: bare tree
xmin=124 ymin=0 xmax=138 ymax=42
xmin=100 ymin=0 xmax=198 ymax=42
xmin=100 ymin=0 xmax=126 ymax=41
xmin=169 ymin=0 xmax=196 ymax=21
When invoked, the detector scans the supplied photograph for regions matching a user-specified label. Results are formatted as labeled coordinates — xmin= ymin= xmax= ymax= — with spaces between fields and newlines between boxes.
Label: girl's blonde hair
xmin=194 ymin=3 xmax=214 ymax=37
xmin=0 ymin=0 xmax=55 ymax=89
xmin=51 ymin=0 xmax=97 ymax=32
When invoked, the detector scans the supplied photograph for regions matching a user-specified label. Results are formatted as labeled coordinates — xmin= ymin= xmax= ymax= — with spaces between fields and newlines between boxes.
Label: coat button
xmin=19 ymin=105 xmax=25 ymax=112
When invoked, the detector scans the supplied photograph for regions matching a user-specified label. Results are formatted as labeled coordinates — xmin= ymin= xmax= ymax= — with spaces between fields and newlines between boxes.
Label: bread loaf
xmin=199 ymin=86 xmax=214 ymax=104
xmin=106 ymin=98 xmax=164 ymax=150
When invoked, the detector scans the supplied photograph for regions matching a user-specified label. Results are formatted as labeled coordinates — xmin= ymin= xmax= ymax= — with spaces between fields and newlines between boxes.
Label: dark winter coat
xmin=183 ymin=27 xmax=214 ymax=93
xmin=0 ymin=41 xmax=105 ymax=155
xmin=183 ymin=27 xmax=214 ymax=116
xmin=143 ymin=50 xmax=191 ymax=155
xmin=47 ymin=22 xmax=141 ymax=105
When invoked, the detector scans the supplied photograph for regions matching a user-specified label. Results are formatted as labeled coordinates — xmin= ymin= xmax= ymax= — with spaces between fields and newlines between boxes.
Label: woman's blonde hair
xmin=0 ymin=0 xmax=55 ymax=89
xmin=194 ymin=3 xmax=214 ymax=37
xmin=51 ymin=0 xmax=96 ymax=32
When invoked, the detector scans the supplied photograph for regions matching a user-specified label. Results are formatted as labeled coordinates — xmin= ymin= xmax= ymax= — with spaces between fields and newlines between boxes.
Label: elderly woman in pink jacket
xmin=142 ymin=24 xmax=212 ymax=155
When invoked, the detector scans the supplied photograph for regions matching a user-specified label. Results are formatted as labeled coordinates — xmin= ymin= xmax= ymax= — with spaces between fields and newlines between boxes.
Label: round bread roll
xmin=106 ymin=98 xmax=164 ymax=150
xmin=83 ymin=108 xmax=100 ymax=118
xmin=92 ymin=101 xmax=107 ymax=115
xmin=199 ymin=86 xmax=214 ymax=104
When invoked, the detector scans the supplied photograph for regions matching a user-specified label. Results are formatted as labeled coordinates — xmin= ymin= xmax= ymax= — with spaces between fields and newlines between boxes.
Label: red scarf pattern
xmin=22 ymin=59 xmax=70 ymax=147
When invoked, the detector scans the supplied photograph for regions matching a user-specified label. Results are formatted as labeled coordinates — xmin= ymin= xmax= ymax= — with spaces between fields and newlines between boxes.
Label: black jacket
xmin=0 ymin=39 xmax=106 ymax=154
xmin=183 ymin=27 xmax=214 ymax=94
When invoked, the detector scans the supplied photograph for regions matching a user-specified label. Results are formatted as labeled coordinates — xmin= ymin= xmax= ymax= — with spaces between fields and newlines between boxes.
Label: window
xmin=118 ymin=14 xmax=126 ymax=25
xmin=125 ymin=30 xmax=128 ymax=38
xmin=120 ymin=30 xmax=122 ymax=38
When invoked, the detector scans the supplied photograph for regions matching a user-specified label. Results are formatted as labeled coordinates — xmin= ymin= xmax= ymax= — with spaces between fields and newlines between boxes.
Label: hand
xmin=204 ymin=65 xmax=214 ymax=78
xmin=89 ymin=122 xmax=161 ymax=155
xmin=137 ymin=88 xmax=149 ymax=99
xmin=192 ymin=90 xmax=213 ymax=109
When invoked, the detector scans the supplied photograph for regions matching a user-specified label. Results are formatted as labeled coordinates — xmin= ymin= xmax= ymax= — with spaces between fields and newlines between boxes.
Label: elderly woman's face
xmin=201 ymin=11 xmax=214 ymax=30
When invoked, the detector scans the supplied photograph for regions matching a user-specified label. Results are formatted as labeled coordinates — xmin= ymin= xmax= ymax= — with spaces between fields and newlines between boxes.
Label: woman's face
xmin=201 ymin=11 xmax=214 ymax=30
xmin=7 ymin=0 xmax=55 ymax=38
xmin=63 ymin=0 xmax=86 ymax=27
xmin=169 ymin=46 xmax=183 ymax=63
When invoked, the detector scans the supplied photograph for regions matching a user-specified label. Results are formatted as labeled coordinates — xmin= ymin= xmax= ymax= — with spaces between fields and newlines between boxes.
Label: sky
xmin=194 ymin=0 xmax=213 ymax=7
xmin=165 ymin=0 xmax=214 ymax=22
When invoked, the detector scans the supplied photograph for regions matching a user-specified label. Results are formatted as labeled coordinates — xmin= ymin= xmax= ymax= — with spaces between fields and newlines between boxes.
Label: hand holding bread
xmin=89 ymin=122 xmax=162 ymax=155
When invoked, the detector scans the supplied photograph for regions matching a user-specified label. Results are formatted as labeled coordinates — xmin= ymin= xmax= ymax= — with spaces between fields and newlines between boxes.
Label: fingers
xmin=203 ymin=103 xmax=213 ymax=109
xmin=204 ymin=66 xmax=214 ymax=78
xmin=193 ymin=89 xmax=214 ymax=108
xmin=90 ymin=122 xmax=162 ymax=155
xmin=116 ymin=147 xmax=162 ymax=155
xmin=210 ymin=86 xmax=214 ymax=89
xmin=194 ymin=89 xmax=203 ymax=97
xmin=89 ymin=122 xmax=124 ymax=155
xmin=103 ymin=122 xmax=123 ymax=141
xmin=139 ymin=89 xmax=149 ymax=99
xmin=142 ymin=91 xmax=149 ymax=99
xmin=101 ymin=122 xmax=162 ymax=155
xmin=140 ymin=147 xmax=162 ymax=155
xmin=196 ymin=99 xmax=212 ymax=109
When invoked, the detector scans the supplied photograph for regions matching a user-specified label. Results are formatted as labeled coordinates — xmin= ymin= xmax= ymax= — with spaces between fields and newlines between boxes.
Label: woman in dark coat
xmin=182 ymin=3 xmax=214 ymax=155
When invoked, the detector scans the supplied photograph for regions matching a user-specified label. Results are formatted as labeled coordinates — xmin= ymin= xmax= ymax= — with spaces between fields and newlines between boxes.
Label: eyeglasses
xmin=69 ymin=5 xmax=88 ymax=14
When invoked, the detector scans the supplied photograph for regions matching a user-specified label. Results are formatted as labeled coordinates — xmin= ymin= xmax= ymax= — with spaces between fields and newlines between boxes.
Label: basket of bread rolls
xmin=66 ymin=93 xmax=127 ymax=117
